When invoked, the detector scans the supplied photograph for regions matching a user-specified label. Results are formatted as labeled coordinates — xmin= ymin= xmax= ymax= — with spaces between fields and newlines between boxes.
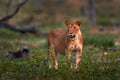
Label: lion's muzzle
xmin=68 ymin=33 xmax=76 ymax=40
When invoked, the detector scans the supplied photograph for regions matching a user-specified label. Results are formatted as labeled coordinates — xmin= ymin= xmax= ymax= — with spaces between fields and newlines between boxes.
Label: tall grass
xmin=0 ymin=28 xmax=120 ymax=80
xmin=0 ymin=47 xmax=120 ymax=80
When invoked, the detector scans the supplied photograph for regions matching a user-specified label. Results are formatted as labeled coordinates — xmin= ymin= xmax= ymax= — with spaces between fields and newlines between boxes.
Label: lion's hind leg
xmin=48 ymin=47 xmax=58 ymax=69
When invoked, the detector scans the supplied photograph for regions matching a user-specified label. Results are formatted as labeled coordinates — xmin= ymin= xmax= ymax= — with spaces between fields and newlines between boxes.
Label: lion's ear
xmin=65 ymin=20 xmax=71 ymax=26
xmin=75 ymin=21 xmax=82 ymax=26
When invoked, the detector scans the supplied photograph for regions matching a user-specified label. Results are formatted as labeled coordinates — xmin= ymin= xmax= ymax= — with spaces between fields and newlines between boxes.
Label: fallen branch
xmin=0 ymin=22 xmax=48 ymax=37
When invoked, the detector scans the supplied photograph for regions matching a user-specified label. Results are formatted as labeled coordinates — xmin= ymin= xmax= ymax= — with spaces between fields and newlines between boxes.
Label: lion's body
xmin=48 ymin=21 xmax=83 ymax=69
xmin=48 ymin=29 xmax=67 ymax=54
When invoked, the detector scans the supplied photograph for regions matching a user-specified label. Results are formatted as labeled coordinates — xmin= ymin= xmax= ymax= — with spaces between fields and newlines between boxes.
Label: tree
xmin=6 ymin=0 xmax=13 ymax=17
xmin=88 ymin=0 xmax=96 ymax=27
xmin=0 ymin=0 xmax=47 ymax=37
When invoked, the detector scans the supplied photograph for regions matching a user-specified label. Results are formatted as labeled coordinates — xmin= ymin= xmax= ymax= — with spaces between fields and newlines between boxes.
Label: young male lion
xmin=48 ymin=20 xmax=83 ymax=69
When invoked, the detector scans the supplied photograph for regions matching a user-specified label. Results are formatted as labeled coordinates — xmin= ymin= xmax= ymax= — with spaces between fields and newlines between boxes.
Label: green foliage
xmin=83 ymin=33 xmax=118 ymax=47
xmin=0 ymin=28 xmax=120 ymax=80
xmin=0 ymin=47 xmax=120 ymax=80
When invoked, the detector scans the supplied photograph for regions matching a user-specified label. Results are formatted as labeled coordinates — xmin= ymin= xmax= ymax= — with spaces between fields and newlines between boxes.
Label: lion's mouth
xmin=68 ymin=34 xmax=76 ymax=40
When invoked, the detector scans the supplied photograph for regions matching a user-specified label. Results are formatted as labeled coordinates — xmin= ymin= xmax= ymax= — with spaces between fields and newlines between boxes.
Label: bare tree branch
xmin=0 ymin=0 xmax=48 ymax=37
xmin=0 ymin=22 xmax=48 ymax=37
xmin=0 ymin=0 xmax=28 ymax=22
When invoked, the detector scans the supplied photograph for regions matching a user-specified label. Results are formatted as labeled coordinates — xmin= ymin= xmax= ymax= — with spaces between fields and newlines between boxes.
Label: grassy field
xmin=0 ymin=24 xmax=120 ymax=80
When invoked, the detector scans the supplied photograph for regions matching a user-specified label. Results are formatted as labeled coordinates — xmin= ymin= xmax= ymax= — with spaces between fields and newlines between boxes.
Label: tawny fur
xmin=48 ymin=20 xmax=83 ymax=69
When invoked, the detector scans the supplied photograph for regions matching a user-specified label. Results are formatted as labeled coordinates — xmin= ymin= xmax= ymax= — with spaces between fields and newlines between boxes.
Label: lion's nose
xmin=69 ymin=34 xmax=76 ymax=39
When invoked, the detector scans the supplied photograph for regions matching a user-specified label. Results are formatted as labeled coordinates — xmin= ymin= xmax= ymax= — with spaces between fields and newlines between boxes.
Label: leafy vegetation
xmin=0 ymin=25 xmax=120 ymax=80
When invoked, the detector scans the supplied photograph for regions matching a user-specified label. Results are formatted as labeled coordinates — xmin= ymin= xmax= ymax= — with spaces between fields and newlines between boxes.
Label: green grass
xmin=0 ymin=27 xmax=120 ymax=80
xmin=83 ymin=33 xmax=118 ymax=47
xmin=0 ymin=46 xmax=120 ymax=80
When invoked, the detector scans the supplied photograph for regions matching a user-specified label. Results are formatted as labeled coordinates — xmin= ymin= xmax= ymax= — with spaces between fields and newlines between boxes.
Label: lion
xmin=48 ymin=20 xmax=83 ymax=69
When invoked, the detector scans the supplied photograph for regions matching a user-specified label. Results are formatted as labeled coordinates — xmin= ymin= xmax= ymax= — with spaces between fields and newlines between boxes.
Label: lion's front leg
xmin=66 ymin=52 xmax=73 ymax=68
xmin=65 ymin=49 xmax=73 ymax=68
xmin=75 ymin=48 xmax=82 ymax=69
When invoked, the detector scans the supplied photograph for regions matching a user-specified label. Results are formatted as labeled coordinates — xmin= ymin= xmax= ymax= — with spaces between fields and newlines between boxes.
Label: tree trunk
xmin=6 ymin=0 xmax=12 ymax=16
xmin=88 ymin=0 xmax=96 ymax=27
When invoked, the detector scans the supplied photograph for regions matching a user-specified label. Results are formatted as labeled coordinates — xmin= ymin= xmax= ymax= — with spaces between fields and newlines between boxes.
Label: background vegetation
xmin=0 ymin=0 xmax=120 ymax=80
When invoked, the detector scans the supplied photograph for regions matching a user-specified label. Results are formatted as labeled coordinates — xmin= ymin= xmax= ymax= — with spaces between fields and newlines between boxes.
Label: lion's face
xmin=65 ymin=21 xmax=81 ymax=40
